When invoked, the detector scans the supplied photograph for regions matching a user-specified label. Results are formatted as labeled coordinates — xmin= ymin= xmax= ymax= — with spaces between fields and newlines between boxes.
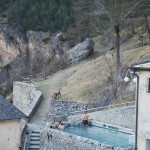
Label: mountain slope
xmin=30 ymin=33 xmax=149 ymax=123
xmin=34 ymin=23 xmax=150 ymax=105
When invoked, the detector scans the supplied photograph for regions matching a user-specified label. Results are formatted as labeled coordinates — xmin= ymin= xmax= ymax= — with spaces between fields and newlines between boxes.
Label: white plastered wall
xmin=0 ymin=119 xmax=20 ymax=150
xmin=137 ymin=71 xmax=150 ymax=150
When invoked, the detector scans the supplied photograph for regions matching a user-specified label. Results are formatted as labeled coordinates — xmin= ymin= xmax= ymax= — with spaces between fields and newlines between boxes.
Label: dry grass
xmin=38 ymin=34 xmax=150 ymax=105
xmin=60 ymin=36 xmax=150 ymax=103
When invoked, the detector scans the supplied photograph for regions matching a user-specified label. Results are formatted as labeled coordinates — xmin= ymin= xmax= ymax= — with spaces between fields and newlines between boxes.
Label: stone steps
xmin=30 ymin=137 xmax=40 ymax=141
xmin=29 ymin=131 xmax=40 ymax=150
xmin=31 ymin=133 xmax=40 ymax=136
xmin=29 ymin=145 xmax=40 ymax=149
xmin=29 ymin=145 xmax=41 ymax=149
xmin=30 ymin=141 xmax=40 ymax=144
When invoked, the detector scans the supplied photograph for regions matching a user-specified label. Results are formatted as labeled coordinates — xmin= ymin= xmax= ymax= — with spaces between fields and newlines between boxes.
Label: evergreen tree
xmin=7 ymin=0 xmax=75 ymax=32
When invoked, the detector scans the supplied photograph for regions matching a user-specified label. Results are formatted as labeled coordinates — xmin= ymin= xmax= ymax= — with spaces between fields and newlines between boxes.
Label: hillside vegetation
xmin=31 ymin=26 xmax=150 ymax=123
xmin=38 ymin=32 xmax=150 ymax=105
xmin=2 ymin=0 xmax=75 ymax=32
xmin=1 ymin=0 xmax=149 ymax=38
xmin=0 ymin=0 xmax=150 ymax=102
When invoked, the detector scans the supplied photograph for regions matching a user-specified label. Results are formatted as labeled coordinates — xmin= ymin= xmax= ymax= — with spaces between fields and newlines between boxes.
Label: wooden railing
xmin=21 ymin=53 xmax=89 ymax=81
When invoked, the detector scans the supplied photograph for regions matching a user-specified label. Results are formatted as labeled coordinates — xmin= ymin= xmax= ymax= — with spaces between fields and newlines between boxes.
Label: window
xmin=146 ymin=139 xmax=150 ymax=150
xmin=147 ymin=78 xmax=150 ymax=93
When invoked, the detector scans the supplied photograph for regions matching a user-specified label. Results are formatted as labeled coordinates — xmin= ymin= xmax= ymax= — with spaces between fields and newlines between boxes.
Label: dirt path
xmin=30 ymin=64 xmax=79 ymax=124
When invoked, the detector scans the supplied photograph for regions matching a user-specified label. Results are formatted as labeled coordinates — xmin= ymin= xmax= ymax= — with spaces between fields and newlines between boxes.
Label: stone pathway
xmin=30 ymin=64 xmax=79 ymax=124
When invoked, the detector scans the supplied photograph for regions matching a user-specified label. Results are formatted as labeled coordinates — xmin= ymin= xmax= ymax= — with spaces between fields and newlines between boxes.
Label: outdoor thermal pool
xmin=64 ymin=122 xmax=134 ymax=148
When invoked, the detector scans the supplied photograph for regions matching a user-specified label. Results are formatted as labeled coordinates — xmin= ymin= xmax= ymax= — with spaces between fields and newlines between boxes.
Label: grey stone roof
xmin=0 ymin=95 xmax=26 ymax=121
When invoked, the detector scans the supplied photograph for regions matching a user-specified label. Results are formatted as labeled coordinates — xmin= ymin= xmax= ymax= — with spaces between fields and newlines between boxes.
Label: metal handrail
xmin=24 ymin=130 xmax=32 ymax=150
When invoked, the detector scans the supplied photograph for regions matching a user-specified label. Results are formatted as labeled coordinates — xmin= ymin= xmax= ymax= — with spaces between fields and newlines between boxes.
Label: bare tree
xmin=103 ymin=54 xmax=117 ymax=100
xmin=129 ymin=13 xmax=136 ymax=35
xmin=91 ymin=0 xmax=142 ymax=77
xmin=144 ymin=14 xmax=150 ymax=45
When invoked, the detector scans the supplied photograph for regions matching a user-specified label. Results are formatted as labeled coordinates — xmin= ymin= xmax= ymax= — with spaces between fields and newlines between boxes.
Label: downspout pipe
xmin=133 ymin=71 xmax=139 ymax=150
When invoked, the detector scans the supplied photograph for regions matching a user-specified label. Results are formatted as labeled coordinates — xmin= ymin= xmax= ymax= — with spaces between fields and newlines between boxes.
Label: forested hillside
xmin=1 ymin=0 xmax=75 ymax=32
xmin=0 ymin=0 xmax=150 ymax=38
xmin=0 ymin=0 xmax=150 ymax=98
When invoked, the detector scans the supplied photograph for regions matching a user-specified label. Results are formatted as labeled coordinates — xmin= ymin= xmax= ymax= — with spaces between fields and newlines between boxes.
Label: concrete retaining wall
xmin=68 ymin=106 xmax=136 ymax=129
xmin=40 ymin=127 xmax=132 ymax=150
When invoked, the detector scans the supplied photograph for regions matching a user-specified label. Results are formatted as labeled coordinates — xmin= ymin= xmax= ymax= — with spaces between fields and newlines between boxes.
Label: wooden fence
xmin=21 ymin=53 xmax=88 ymax=81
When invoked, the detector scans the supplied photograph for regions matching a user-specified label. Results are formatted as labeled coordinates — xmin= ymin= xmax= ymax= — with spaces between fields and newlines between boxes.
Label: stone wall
xmin=49 ymin=100 xmax=87 ymax=116
xmin=13 ymin=81 xmax=42 ymax=117
xmin=68 ymin=106 xmax=136 ymax=129
xmin=40 ymin=127 xmax=132 ymax=150
xmin=48 ymin=102 xmax=136 ymax=129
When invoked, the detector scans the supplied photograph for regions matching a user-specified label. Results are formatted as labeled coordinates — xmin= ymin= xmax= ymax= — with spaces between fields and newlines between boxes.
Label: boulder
xmin=67 ymin=38 xmax=95 ymax=63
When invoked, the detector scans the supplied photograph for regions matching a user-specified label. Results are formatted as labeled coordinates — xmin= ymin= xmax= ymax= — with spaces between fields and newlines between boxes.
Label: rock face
xmin=0 ymin=26 xmax=54 ymax=96
xmin=0 ymin=25 xmax=27 ymax=68
xmin=0 ymin=25 xmax=95 ymax=96
xmin=27 ymin=31 xmax=52 ymax=73
xmin=0 ymin=25 xmax=28 ymax=96
xmin=67 ymin=38 xmax=95 ymax=63
xmin=51 ymin=32 xmax=70 ymax=55
xmin=0 ymin=26 xmax=56 ymax=75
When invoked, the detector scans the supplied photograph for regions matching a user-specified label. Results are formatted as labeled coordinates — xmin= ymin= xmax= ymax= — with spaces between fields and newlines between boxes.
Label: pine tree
xmin=7 ymin=0 xmax=75 ymax=32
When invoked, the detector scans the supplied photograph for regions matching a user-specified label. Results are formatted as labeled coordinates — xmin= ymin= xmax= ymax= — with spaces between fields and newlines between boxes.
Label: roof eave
xmin=130 ymin=67 xmax=150 ymax=72
xmin=0 ymin=116 xmax=27 ymax=121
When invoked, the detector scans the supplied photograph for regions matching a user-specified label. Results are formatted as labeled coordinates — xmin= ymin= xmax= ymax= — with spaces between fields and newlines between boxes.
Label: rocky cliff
xmin=26 ymin=31 xmax=52 ymax=73
xmin=0 ymin=25 xmax=94 ymax=97
xmin=0 ymin=25 xmax=27 ymax=68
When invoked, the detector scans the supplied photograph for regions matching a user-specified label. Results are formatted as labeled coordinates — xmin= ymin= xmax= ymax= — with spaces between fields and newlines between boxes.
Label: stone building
xmin=13 ymin=81 xmax=42 ymax=117
xmin=131 ymin=62 xmax=150 ymax=150
xmin=0 ymin=95 xmax=26 ymax=150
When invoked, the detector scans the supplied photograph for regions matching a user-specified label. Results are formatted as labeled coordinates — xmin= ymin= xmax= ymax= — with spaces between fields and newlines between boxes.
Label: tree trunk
xmin=114 ymin=24 xmax=121 ymax=77
xmin=144 ymin=15 xmax=150 ymax=45
xmin=130 ymin=16 xmax=135 ymax=35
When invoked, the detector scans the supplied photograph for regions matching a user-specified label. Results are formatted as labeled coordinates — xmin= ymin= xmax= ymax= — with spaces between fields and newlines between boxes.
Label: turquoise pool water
xmin=65 ymin=125 xmax=133 ymax=148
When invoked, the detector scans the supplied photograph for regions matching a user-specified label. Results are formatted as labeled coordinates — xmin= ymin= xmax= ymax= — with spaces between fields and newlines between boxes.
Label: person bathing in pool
xmin=58 ymin=123 xmax=65 ymax=131
xmin=82 ymin=111 xmax=89 ymax=126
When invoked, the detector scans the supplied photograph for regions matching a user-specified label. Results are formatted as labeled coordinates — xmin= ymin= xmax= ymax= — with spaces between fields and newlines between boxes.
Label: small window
xmin=148 ymin=78 xmax=150 ymax=93
xmin=146 ymin=139 xmax=150 ymax=150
